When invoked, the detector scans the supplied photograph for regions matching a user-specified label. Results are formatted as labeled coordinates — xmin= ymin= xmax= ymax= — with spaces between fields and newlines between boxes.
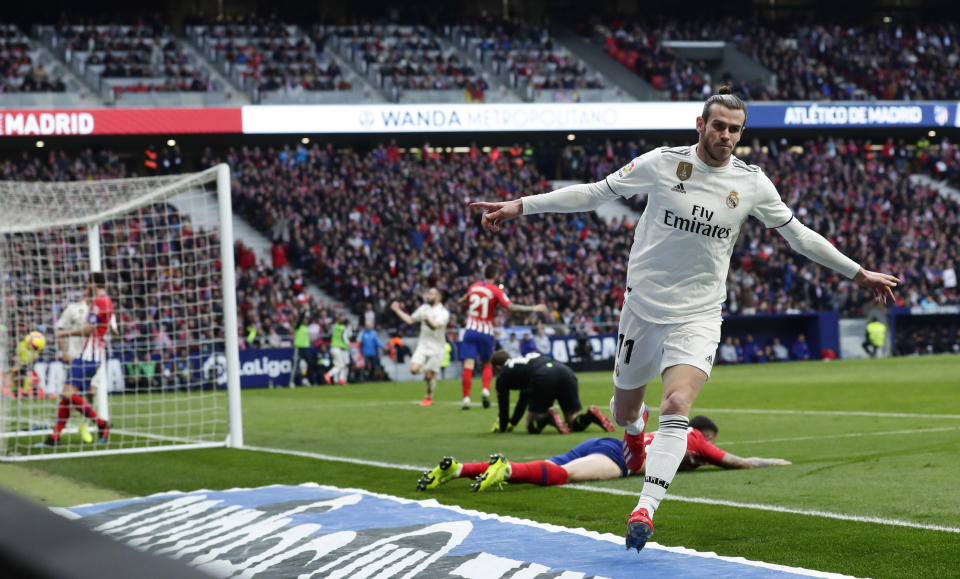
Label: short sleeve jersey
xmin=605 ymin=145 xmax=793 ymax=323
xmin=411 ymin=303 xmax=450 ymax=352
xmin=464 ymin=281 xmax=511 ymax=335
xmin=56 ymin=301 xmax=89 ymax=361
xmin=81 ymin=293 xmax=114 ymax=362
xmin=642 ymin=427 xmax=727 ymax=470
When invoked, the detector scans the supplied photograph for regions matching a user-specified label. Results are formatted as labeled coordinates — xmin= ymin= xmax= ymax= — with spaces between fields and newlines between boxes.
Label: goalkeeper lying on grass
xmin=418 ymin=412 xmax=790 ymax=492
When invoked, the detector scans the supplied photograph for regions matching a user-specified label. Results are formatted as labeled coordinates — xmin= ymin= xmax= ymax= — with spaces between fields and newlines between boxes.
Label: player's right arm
xmin=719 ymin=453 xmax=792 ymax=469
xmin=473 ymin=149 xmax=660 ymax=232
xmin=390 ymin=301 xmax=416 ymax=326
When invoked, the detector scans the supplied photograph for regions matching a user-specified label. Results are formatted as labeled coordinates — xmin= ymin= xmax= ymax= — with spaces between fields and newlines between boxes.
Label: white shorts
xmin=332 ymin=348 xmax=351 ymax=368
xmin=612 ymin=307 xmax=721 ymax=390
xmin=411 ymin=346 xmax=443 ymax=373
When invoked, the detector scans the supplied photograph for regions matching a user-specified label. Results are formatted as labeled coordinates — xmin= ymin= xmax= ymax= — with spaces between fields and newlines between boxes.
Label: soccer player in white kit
xmin=472 ymin=86 xmax=900 ymax=552
xmin=391 ymin=288 xmax=450 ymax=406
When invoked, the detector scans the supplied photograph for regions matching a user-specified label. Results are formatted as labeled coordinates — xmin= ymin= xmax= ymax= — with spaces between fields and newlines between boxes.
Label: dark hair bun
xmin=717 ymin=85 xmax=733 ymax=95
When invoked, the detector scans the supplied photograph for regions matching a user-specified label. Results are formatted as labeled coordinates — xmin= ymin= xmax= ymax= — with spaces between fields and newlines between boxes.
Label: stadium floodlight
xmin=0 ymin=164 xmax=242 ymax=460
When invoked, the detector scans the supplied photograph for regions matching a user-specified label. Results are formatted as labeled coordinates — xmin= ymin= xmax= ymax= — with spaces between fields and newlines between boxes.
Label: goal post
xmin=0 ymin=163 xmax=242 ymax=460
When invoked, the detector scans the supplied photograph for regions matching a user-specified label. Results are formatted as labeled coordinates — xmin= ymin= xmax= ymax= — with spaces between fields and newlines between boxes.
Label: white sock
xmin=611 ymin=396 xmax=648 ymax=435
xmin=634 ymin=414 xmax=689 ymax=517
xmin=426 ymin=377 xmax=436 ymax=397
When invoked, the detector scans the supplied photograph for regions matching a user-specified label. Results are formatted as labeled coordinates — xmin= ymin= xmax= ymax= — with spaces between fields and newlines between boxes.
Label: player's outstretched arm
xmin=507 ymin=303 xmax=548 ymax=314
xmin=720 ymin=453 xmax=791 ymax=469
xmin=775 ymin=218 xmax=900 ymax=304
xmin=472 ymin=199 xmax=523 ymax=232
xmin=390 ymin=301 xmax=415 ymax=326
xmin=472 ymin=181 xmax=619 ymax=232
xmin=853 ymin=267 xmax=900 ymax=305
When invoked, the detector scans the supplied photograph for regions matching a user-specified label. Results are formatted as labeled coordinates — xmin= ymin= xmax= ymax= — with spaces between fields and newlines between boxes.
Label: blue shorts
xmin=459 ymin=329 xmax=494 ymax=362
xmin=67 ymin=359 xmax=99 ymax=391
xmin=548 ymin=437 xmax=628 ymax=478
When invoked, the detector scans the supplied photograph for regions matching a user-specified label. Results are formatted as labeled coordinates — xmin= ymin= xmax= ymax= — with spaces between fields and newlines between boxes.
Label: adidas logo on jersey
xmin=670 ymin=183 xmax=686 ymax=193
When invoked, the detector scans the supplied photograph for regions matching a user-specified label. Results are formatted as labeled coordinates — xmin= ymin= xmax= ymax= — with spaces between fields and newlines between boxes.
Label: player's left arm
xmin=754 ymin=175 xmax=899 ymax=304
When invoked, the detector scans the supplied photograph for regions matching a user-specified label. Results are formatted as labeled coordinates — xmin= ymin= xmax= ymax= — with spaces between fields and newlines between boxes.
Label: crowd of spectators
xmin=194 ymin=19 xmax=351 ymax=93
xmin=594 ymin=17 xmax=720 ymax=101
xmin=589 ymin=14 xmax=960 ymax=101
xmin=202 ymin=141 xmax=629 ymax=338
xmin=0 ymin=25 xmax=67 ymax=93
xmin=203 ymin=135 xmax=955 ymax=341
xmin=454 ymin=16 xmax=604 ymax=91
xmin=54 ymin=21 xmax=219 ymax=93
xmin=330 ymin=23 xmax=486 ymax=92
xmin=717 ymin=334 xmax=809 ymax=364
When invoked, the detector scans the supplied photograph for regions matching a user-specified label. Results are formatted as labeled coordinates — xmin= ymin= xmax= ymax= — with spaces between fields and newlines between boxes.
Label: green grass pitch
xmin=1 ymin=355 xmax=958 ymax=578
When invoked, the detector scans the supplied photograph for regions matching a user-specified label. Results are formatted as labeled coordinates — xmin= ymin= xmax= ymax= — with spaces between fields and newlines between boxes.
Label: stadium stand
xmin=450 ymin=17 xmax=606 ymax=98
xmin=588 ymin=15 xmax=960 ymax=101
xmin=324 ymin=22 xmax=492 ymax=103
xmin=195 ymin=137 xmax=956 ymax=331
xmin=0 ymin=24 xmax=68 ymax=94
xmin=187 ymin=18 xmax=371 ymax=104
xmin=36 ymin=19 xmax=228 ymax=106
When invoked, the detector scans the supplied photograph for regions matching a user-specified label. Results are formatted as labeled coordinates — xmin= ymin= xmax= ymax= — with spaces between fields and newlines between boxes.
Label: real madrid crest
xmin=726 ymin=190 xmax=739 ymax=209
xmin=676 ymin=161 xmax=693 ymax=181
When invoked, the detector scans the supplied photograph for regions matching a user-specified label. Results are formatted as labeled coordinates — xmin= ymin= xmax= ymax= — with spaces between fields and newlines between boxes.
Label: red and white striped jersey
xmin=80 ymin=293 xmax=114 ymax=362
xmin=464 ymin=281 xmax=511 ymax=335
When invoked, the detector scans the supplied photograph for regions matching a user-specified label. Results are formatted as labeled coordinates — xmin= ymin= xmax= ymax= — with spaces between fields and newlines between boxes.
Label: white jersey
xmin=411 ymin=303 xmax=450 ymax=352
xmin=56 ymin=301 xmax=89 ymax=361
xmin=525 ymin=144 xmax=793 ymax=324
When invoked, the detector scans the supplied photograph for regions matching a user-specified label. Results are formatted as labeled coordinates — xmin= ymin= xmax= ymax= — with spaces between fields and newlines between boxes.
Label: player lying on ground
xmin=418 ymin=413 xmax=790 ymax=492
xmin=489 ymin=350 xmax=615 ymax=434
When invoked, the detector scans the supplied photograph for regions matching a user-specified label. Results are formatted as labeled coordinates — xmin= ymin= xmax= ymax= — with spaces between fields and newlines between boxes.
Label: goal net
xmin=0 ymin=164 xmax=242 ymax=460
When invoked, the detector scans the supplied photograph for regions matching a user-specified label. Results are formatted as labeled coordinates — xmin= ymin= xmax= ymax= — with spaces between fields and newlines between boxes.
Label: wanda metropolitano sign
xmin=0 ymin=102 xmax=957 ymax=137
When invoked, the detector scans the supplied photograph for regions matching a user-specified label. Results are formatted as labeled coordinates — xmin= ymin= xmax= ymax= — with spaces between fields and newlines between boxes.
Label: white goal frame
xmin=0 ymin=164 xmax=243 ymax=461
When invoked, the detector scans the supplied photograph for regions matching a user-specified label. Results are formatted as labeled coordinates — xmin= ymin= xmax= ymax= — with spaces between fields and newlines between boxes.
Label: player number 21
xmin=468 ymin=294 xmax=490 ymax=319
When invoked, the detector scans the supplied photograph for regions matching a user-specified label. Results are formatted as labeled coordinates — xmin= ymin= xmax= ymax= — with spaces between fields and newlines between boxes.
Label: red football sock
xmin=71 ymin=394 xmax=103 ymax=426
xmin=481 ymin=364 xmax=493 ymax=391
xmin=459 ymin=462 xmax=489 ymax=479
xmin=51 ymin=399 xmax=71 ymax=438
xmin=508 ymin=460 xmax=569 ymax=486
xmin=461 ymin=367 xmax=473 ymax=398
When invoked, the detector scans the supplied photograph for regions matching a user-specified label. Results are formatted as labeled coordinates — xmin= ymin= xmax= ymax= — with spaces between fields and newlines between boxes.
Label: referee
xmin=490 ymin=350 xmax=614 ymax=434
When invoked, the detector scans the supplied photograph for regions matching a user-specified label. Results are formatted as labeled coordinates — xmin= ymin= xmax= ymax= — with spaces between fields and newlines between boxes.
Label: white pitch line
xmin=566 ymin=485 xmax=960 ymax=534
xmin=690 ymin=408 xmax=960 ymax=420
xmin=721 ymin=425 xmax=960 ymax=446
xmin=241 ymin=444 xmax=960 ymax=534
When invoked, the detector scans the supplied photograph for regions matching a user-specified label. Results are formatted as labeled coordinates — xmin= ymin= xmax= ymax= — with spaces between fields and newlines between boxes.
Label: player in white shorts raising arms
xmin=391 ymin=287 xmax=450 ymax=406
xmin=472 ymin=86 xmax=900 ymax=553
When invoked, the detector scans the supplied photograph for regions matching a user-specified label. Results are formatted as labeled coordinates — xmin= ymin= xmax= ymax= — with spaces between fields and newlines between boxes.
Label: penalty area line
xmin=242 ymin=444 xmax=960 ymax=535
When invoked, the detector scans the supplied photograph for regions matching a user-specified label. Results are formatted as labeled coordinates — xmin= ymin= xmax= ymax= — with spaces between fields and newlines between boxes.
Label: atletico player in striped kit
xmin=457 ymin=264 xmax=546 ymax=410
xmin=42 ymin=273 xmax=113 ymax=446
